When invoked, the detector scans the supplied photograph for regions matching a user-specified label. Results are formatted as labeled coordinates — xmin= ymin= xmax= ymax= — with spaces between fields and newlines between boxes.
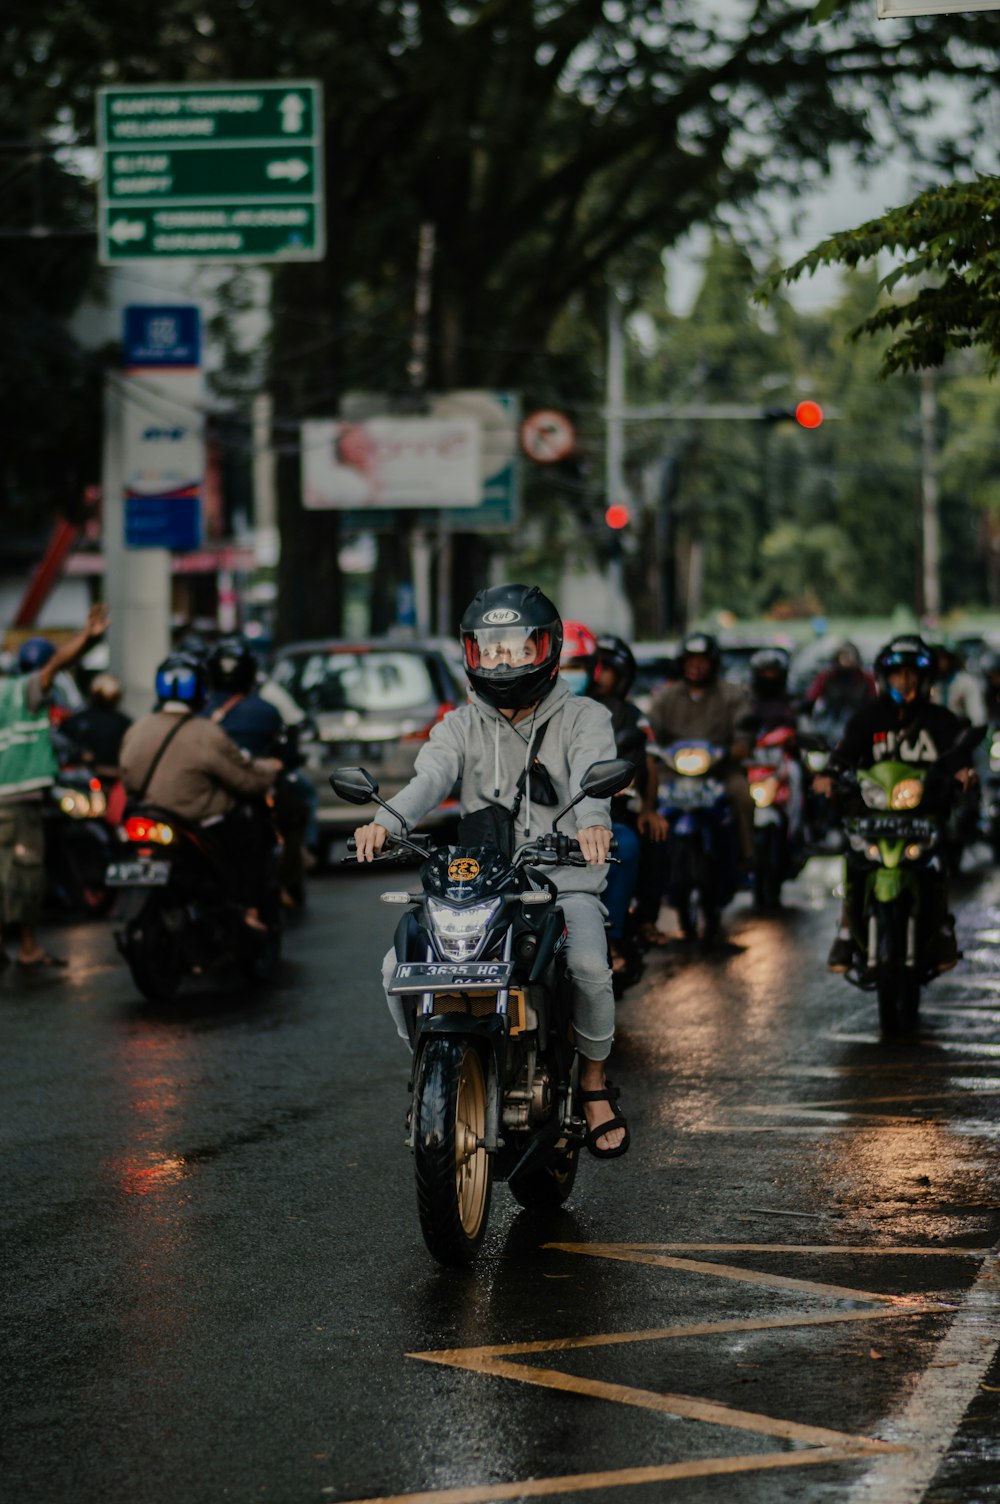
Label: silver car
xmin=270 ymin=639 xmax=466 ymax=861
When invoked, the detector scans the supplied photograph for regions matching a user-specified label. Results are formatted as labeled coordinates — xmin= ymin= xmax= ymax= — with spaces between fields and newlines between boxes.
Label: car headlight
xmin=673 ymin=747 xmax=711 ymax=777
xmin=859 ymin=780 xmax=888 ymax=809
xmin=426 ymin=897 xmax=502 ymax=962
xmin=890 ymin=779 xmax=923 ymax=810
xmin=750 ymin=776 xmax=779 ymax=809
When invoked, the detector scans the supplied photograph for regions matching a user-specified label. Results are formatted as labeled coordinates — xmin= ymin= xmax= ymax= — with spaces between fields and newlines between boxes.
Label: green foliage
xmin=764 ymin=175 xmax=1000 ymax=376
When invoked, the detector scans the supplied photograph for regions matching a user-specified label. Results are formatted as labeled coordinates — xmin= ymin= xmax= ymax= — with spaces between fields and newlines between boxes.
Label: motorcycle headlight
xmin=426 ymin=897 xmax=502 ymax=963
xmin=750 ymin=776 xmax=779 ymax=809
xmin=859 ymin=781 xmax=888 ymax=810
xmin=890 ymin=779 xmax=923 ymax=810
xmin=57 ymin=789 xmax=92 ymax=819
xmin=905 ymin=843 xmax=925 ymax=860
xmin=673 ymin=747 xmax=711 ymax=777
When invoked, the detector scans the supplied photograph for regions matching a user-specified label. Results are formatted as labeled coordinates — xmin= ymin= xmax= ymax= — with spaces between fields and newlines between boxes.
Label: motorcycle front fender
xmin=411 ymin=1013 xmax=506 ymax=1152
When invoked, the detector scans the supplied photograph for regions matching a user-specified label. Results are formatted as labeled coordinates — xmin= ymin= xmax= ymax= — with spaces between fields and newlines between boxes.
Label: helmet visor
xmin=464 ymin=627 xmax=551 ymax=672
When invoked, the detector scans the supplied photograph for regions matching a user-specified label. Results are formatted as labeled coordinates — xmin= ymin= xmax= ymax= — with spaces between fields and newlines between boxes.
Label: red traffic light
xmin=605 ymin=504 xmax=631 ymax=530
xmin=795 ymin=400 xmax=823 ymax=430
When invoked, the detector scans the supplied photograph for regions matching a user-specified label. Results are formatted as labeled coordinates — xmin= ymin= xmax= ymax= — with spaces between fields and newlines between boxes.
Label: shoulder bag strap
xmin=510 ymin=719 xmax=548 ymax=825
xmin=134 ymin=715 xmax=192 ymax=803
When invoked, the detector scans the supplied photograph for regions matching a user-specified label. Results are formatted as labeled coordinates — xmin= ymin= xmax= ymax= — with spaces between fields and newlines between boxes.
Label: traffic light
xmin=605 ymin=503 xmax=630 ymax=530
xmin=794 ymin=400 xmax=823 ymax=430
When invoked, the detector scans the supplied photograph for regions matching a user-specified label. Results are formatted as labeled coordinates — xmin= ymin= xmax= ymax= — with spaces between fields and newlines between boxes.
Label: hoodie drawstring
xmin=493 ymin=718 xmax=500 ymax=799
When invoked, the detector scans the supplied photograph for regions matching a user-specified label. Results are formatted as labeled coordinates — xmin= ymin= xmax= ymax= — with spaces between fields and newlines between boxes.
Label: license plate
xmin=388 ymin=961 xmax=513 ymax=994
xmin=105 ymin=859 xmax=171 ymax=887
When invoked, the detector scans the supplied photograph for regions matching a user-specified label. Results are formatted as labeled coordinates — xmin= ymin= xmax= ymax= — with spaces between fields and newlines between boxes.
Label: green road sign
xmin=97 ymin=81 xmax=324 ymax=264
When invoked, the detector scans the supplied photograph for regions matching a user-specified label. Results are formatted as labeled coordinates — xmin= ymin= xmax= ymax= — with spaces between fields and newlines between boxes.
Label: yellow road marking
xmin=543 ymin=1243 xmax=903 ymax=1304
xmin=409 ymin=1303 xmax=941 ymax=1361
xmin=341 ymin=1244 xmax=987 ymax=1504
xmin=333 ymin=1446 xmax=905 ymax=1504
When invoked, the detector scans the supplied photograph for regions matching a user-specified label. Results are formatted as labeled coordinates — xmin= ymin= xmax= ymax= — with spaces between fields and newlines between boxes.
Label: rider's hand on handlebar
xmin=354 ymin=821 xmax=389 ymax=862
xmin=955 ymin=766 xmax=978 ymax=791
xmin=577 ymin=826 xmax=613 ymax=865
xmin=637 ymin=809 xmax=669 ymax=842
xmin=812 ymin=774 xmax=834 ymax=799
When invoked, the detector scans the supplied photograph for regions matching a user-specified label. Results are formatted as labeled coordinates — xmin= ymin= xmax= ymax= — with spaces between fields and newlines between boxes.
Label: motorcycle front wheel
xmin=413 ymin=1037 xmax=493 ymax=1265
xmin=875 ymin=907 xmax=920 ymax=1037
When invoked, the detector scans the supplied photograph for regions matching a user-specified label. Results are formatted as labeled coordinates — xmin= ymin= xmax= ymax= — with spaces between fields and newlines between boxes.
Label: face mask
xmin=561 ymin=668 xmax=590 ymax=696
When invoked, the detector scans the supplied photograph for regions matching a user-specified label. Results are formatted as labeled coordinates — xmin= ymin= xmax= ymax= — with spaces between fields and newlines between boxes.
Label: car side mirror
xmin=329 ymin=766 xmax=379 ymax=804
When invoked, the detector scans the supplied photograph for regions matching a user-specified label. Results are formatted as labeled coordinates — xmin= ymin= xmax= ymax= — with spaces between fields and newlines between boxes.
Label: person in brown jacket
xmin=119 ymin=652 xmax=283 ymax=930
xmin=648 ymin=631 xmax=755 ymax=871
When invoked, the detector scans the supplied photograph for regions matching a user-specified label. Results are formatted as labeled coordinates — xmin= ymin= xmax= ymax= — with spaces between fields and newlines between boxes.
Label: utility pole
xmin=604 ymin=291 xmax=630 ymax=632
xmin=407 ymin=222 xmax=436 ymax=635
xmin=920 ymin=370 xmax=941 ymax=620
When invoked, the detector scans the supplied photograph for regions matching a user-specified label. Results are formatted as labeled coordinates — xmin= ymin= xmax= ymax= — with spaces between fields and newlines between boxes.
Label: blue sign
xmin=124 ymin=305 xmax=201 ymax=367
xmin=125 ymin=496 xmax=202 ymax=551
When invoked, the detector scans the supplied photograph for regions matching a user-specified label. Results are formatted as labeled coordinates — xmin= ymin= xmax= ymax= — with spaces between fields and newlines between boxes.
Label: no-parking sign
xmin=519 ymin=409 xmax=576 ymax=464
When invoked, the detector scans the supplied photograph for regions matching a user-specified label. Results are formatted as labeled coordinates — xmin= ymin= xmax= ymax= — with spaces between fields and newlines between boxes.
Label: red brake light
xmin=123 ymin=815 xmax=175 ymax=845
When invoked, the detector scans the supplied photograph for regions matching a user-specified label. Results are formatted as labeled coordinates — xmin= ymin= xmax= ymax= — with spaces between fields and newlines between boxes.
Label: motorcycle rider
xmin=0 ymin=604 xmax=110 ymax=969
xmin=805 ymin=641 xmax=876 ymax=743
xmin=590 ymin=633 xmax=670 ymax=953
xmin=815 ymin=634 xmax=976 ymax=973
xmin=354 ymin=583 xmax=629 ymax=1158
xmin=119 ymin=653 xmax=283 ymax=932
xmin=931 ymin=642 xmax=986 ymax=726
xmin=647 ymin=631 xmax=755 ymax=875
xmin=60 ymin=673 xmax=132 ymax=777
xmin=203 ymin=634 xmax=315 ymax=907
xmin=982 ymin=651 xmax=1000 ymax=724
xmin=745 ymin=646 xmax=805 ymax=844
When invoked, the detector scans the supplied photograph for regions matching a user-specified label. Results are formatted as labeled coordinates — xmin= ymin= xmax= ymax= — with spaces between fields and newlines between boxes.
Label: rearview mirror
xmin=329 ymin=766 xmax=379 ymax=804
xmin=579 ymin=758 xmax=636 ymax=800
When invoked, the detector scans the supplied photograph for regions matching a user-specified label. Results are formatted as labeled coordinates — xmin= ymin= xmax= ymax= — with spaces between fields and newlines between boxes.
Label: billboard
xmin=121 ymin=305 xmax=204 ymax=549
xmin=301 ymin=417 xmax=480 ymax=509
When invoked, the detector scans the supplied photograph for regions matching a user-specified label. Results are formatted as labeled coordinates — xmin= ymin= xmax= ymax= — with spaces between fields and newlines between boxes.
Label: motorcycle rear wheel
xmin=413 ymin=1038 xmax=492 ymax=1265
xmin=126 ymin=912 xmax=184 ymax=1004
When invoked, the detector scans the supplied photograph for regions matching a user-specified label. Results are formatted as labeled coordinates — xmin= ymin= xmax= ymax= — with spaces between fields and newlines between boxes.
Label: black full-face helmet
xmin=750 ymin=646 xmax=790 ymax=698
xmin=460 ymin=583 xmax=563 ymax=710
xmin=208 ymin=634 xmax=258 ymax=695
xmin=681 ymin=631 xmax=720 ymax=685
xmin=595 ymin=634 xmax=637 ymax=697
xmin=875 ymin=634 xmax=934 ymax=703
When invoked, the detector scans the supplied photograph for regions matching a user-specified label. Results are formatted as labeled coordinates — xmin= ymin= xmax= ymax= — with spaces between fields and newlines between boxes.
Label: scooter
xmin=333 ymin=757 xmax=634 ymax=1267
xmin=44 ymin=767 xmax=116 ymax=917
xmin=107 ymin=803 xmax=283 ymax=1003
xmin=746 ymin=725 xmax=806 ymax=910
xmin=654 ymin=740 xmax=738 ymax=942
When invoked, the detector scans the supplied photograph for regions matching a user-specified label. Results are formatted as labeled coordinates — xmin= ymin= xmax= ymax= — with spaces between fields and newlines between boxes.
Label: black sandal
xmin=579 ymin=1081 xmax=630 ymax=1160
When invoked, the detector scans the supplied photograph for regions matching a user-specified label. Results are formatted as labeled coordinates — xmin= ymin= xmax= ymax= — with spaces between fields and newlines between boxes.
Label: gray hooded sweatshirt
xmin=374 ymin=678 xmax=617 ymax=895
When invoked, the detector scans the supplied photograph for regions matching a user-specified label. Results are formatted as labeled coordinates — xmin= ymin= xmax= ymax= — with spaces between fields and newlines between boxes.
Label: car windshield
xmin=276 ymin=651 xmax=437 ymax=713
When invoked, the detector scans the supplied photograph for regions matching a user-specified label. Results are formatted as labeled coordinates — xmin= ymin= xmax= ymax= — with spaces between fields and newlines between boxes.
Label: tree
xmin=765 ymin=175 xmax=1000 ymax=377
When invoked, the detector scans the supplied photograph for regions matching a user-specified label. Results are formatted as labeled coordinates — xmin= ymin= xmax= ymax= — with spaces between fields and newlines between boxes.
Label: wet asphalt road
xmin=4 ymin=853 xmax=1000 ymax=1504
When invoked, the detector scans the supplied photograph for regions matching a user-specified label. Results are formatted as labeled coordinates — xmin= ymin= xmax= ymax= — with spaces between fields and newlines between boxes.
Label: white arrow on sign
xmin=266 ymin=158 xmax=310 ymax=183
xmin=108 ymin=217 xmax=147 ymax=245
xmin=279 ymin=93 xmax=306 ymax=133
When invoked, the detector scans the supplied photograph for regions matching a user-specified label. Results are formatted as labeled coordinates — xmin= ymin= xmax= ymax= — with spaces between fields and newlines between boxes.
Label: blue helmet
xmin=154 ymin=652 xmax=207 ymax=710
xmin=17 ymin=637 xmax=56 ymax=674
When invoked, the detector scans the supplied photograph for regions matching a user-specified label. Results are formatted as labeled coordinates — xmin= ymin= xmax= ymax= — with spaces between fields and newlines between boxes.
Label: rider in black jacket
xmin=816 ymin=634 xmax=976 ymax=974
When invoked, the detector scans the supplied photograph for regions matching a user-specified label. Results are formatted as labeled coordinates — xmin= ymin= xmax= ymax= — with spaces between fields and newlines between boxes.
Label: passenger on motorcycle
xmin=590 ymin=633 xmax=670 ymax=953
xmin=647 ymin=632 xmax=755 ymax=874
xmin=354 ymin=584 xmax=628 ymax=1157
xmin=120 ymin=653 xmax=283 ymax=932
xmin=815 ymin=634 xmax=976 ymax=974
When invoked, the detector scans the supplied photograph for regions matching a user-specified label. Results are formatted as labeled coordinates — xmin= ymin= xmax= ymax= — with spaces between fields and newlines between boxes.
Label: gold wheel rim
xmin=454 ymin=1049 xmax=489 ymax=1237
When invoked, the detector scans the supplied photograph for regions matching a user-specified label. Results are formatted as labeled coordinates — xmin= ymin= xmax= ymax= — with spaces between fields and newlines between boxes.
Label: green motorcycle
xmin=840 ymin=759 xmax=945 ymax=1036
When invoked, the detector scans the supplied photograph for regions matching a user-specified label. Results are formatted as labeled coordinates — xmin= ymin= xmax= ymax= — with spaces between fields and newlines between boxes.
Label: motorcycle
xmin=834 ymin=729 xmax=980 ymax=1037
xmin=654 ymin=740 xmax=738 ymax=942
xmin=745 ymin=725 xmax=806 ymax=910
xmin=332 ymin=757 xmax=634 ymax=1267
xmin=44 ymin=767 xmax=116 ymax=917
xmin=107 ymin=802 xmax=283 ymax=1003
